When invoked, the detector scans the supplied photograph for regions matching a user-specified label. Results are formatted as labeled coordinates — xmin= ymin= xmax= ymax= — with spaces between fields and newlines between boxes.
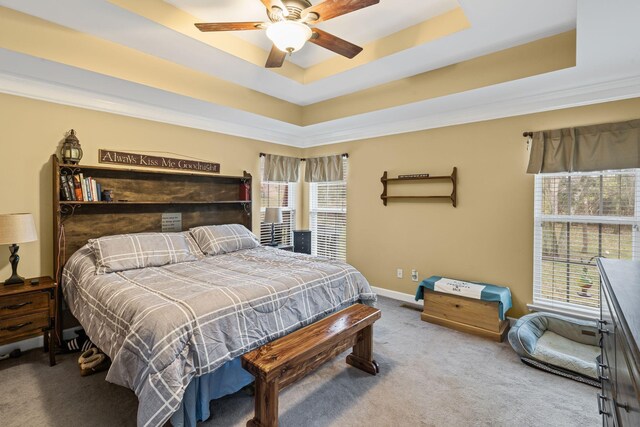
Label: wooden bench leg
xmin=247 ymin=378 xmax=279 ymax=427
xmin=346 ymin=325 xmax=379 ymax=375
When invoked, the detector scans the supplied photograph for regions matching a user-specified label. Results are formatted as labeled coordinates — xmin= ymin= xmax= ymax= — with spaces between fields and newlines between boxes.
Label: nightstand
xmin=0 ymin=277 xmax=57 ymax=366
xmin=293 ymin=230 xmax=311 ymax=254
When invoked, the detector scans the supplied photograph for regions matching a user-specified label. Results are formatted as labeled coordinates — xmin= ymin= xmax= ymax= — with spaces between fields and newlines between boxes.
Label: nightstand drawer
xmin=0 ymin=311 xmax=50 ymax=341
xmin=0 ymin=292 xmax=49 ymax=318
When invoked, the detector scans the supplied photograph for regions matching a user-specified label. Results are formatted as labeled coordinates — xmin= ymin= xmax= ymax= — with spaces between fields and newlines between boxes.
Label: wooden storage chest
xmin=421 ymin=289 xmax=509 ymax=342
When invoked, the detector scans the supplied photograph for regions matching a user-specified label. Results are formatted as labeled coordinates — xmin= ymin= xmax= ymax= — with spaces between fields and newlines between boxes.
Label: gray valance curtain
xmin=526 ymin=119 xmax=640 ymax=174
xmin=304 ymin=155 xmax=344 ymax=182
xmin=262 ymin=154 xmax=300 ymax=182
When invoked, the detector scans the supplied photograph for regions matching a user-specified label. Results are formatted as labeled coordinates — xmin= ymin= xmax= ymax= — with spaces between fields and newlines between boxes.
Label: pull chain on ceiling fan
xmin=194 ymin=0 xmax=380 ymax=68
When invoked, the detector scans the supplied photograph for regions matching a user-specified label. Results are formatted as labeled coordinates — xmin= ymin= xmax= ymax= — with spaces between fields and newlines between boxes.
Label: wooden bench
xmin=241 ymin=303 xmax=381 ymax=427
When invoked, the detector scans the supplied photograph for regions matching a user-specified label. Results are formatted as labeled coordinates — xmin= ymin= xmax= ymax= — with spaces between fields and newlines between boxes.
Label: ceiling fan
xmin=195 ymin=0 xmax=380 ymax=68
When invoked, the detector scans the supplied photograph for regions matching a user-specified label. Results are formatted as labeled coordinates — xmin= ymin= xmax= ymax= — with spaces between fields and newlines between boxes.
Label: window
xmin=260 ymin=163 xmax=296 ymax=246
xmin=533 ymin=169 xmax=640 ymax=315
xmin=309 ymin=159 xmax=348 ymax=260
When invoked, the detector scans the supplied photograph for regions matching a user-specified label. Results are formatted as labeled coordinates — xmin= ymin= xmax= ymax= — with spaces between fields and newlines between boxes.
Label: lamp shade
xmin=266 ymin=21 xmax=312 ymax=53
xmin=0 ymin=213 xmax=37 ymax=245
xmin=264 ymin=207 xmax=283 ymax=224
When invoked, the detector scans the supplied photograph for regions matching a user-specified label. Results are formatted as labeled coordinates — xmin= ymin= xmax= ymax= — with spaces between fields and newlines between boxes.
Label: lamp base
xmin=3 ymin=244 xmax=25 ymax=286
xmin=269 ymin=223 xmax=278 ymax=247
xmin=3 ymin=273 xmax=25 ymax=286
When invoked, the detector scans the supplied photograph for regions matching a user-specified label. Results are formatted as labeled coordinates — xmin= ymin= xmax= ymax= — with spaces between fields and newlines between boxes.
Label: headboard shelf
xmin=52 ymin=154 xmax=254 ymax=343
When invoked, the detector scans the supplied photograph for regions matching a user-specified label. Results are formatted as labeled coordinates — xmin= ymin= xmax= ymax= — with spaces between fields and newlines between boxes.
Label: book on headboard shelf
xmin=72 ymin=175 xmax=83 ymax=201
xmin=59 ymin=174 xmax=104 ymax=202
xmin=59 ymin=175 xmax=73 ymax=201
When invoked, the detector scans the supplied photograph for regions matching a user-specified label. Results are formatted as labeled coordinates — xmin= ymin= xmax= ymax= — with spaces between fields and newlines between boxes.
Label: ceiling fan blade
xmin=195 ymin=22 xmax=266 ymax=32
xmin=265 ymin=45 xmax=287 ymax=68
xmin=258 ymin=0 xmax=289 ymax=17
xmin=302 ymin=0 xmax=379 ymax=24
xmin=309 ymin=29 xmax=363 ymax=59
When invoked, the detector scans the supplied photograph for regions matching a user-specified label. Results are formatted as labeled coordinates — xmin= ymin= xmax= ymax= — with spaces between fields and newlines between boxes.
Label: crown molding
xmin=0 ymin=71 xmax=305 ymax=147
xmin=300 ymin=72 xmax=640 ymax=147
xmin=1 ymin=50 xmax=639 ymax=149
xmin=0 ymin=49 xmax=304 ymax=147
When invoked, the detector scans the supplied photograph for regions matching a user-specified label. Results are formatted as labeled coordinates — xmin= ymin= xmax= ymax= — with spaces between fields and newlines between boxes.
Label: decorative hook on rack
xmin=60 ymin=204 xmax=81 ymax=222
xmin=60 ymin=165 xmax=81 ymax=176
xmin=242 ymin=202 xmax=251 ymax=216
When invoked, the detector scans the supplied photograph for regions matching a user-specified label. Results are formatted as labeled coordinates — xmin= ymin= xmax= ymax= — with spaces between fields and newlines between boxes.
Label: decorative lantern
xmin=60 ymin=129 xmax=83 ymax=164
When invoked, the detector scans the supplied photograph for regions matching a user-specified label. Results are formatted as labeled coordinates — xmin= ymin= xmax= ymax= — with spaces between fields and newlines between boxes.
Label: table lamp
xmin=264 ymin=207 xmax=283 ymax=247
xmin=0 ymin=213 xmax=37 ymax=286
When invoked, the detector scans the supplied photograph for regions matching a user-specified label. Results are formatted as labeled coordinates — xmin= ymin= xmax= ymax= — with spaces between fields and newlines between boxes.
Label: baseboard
xmin=0 ymin=327 xmax=82 ymax=356
xmin=371 ymin=286 xmax=422 ymax=309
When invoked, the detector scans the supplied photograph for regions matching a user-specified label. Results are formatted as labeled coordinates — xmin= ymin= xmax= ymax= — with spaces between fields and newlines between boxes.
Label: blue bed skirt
xmin=170 ymin=357 xmax=255 ymax=427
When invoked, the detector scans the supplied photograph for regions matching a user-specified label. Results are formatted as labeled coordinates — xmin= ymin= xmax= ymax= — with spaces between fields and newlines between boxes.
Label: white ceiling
xmin=165 ymin=0 xmax=460 ymax=68
xmin=1 ymin=1 xmax=639 ymax=148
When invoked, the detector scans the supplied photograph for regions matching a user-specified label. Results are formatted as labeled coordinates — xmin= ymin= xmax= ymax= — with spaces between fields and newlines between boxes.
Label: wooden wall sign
xmin=99 ymin=150 xmax=220 ymax=174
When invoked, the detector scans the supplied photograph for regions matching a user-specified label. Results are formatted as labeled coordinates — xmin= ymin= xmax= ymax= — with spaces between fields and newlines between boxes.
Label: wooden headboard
xmin=52 ymin=154 xmax=253 ymax=277
xmin=51 ymin=155 xmax=252 ymax=336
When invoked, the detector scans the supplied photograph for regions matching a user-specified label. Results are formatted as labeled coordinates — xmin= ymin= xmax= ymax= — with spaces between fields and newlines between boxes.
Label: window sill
xmin=527 ymin=302 xmax=599 ymax=321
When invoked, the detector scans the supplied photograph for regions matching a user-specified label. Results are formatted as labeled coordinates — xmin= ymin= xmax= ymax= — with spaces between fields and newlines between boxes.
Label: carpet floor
xmin=0 ymin=296 xmax=599 ymax=427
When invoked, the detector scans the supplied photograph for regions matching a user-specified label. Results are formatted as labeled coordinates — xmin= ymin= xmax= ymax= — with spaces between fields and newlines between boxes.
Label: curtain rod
xmin=259 ymin=153 xmax=349 ymax=161
xmin=523 ymin=132 xmax=534 ymax=138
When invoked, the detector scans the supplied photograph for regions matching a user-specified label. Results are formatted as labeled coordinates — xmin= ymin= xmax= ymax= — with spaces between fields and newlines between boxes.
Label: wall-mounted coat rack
xmin=380 ymin=167 xmax=457 ymax=207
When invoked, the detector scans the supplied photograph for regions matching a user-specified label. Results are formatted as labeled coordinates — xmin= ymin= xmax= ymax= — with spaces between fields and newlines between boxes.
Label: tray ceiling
xmin=1 ymin=1 xmax=639 ymax=148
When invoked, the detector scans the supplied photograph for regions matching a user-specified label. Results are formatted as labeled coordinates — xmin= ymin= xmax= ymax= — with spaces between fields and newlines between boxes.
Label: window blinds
xmin=310 ymin=159 xmax=348 ymax=260
xmin=533 ymin=169 xmax=640 ymax=313
xmin=260 ymin=159 xmax=297 ymax=246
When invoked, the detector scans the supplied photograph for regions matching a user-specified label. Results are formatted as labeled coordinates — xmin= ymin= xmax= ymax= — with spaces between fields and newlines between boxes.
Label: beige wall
xmin=2 ymin=91 xmax=640 ymax=319
xmin=303 ymin=97 xmax=640 ymax=317
xmin=0 ymin=93 xmax=302 ymax=283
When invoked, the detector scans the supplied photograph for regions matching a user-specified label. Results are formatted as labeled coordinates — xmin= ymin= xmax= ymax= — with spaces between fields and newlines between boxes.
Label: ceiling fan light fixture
xmin=266 ymin=21 xmax=312 ymax=53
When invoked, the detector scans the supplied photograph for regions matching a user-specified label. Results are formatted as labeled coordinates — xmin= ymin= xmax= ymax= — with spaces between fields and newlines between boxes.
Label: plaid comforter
xmin=62 ymin=245 xmax=376 ymax=427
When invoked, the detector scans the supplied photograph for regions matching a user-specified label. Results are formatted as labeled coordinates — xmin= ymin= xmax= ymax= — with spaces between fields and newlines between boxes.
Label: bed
xmin=52 ymin=157 xmax=375 ymax=427
xmin=61 ymin=235 xmax=375 ymax=426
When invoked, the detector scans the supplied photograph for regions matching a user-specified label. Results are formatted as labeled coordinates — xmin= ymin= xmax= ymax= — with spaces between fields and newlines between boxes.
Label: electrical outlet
xmin=411 ymin=269 xmax=419 ymax=282
xmin=396 ymin=268 xmax=403 ymax=279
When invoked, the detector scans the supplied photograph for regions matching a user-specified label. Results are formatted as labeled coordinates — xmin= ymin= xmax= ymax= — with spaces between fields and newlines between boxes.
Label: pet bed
xmin=508 ymin=312 xmax=600 ymax=387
